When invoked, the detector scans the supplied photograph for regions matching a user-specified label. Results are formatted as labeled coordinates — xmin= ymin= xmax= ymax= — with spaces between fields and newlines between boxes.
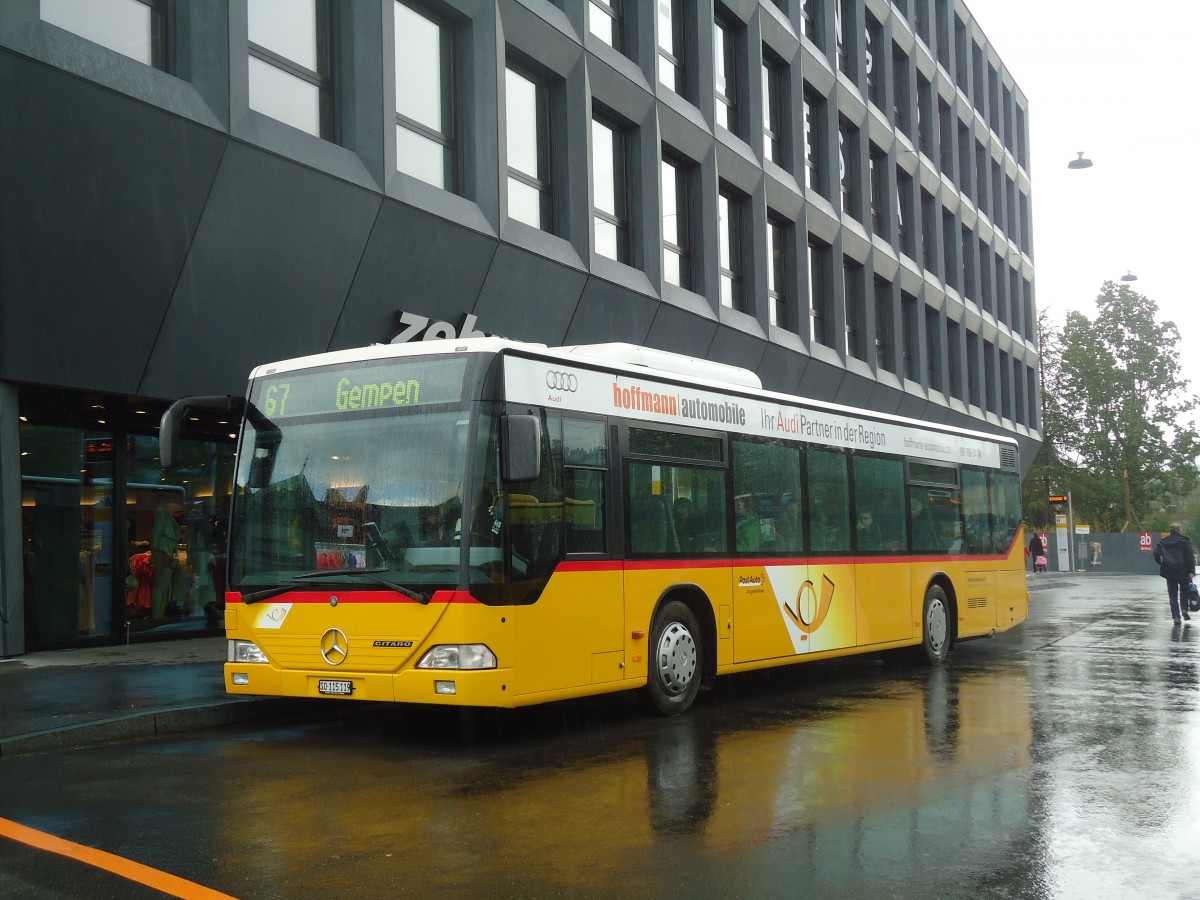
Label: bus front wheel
xmin=648 ymin=600 xmax=702 ymax=716
xmin=916 ymin=583 xmax=951 ymax=665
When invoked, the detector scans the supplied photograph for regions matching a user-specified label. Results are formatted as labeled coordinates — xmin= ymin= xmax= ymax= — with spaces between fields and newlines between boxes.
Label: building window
xmin=874 ymin=277 xmax=895 ymax=373
xmin=1000 ymin=349 xmax=1013 ymax=419
xmin=844 ymin=257 xmax=866 ymax=360
xmin=902 ymin=291 xmax=920 ymax=381
xmin=800 ymin=0 xmax=820 ymax=48
xmin=921 ymin=190 xmax=938 ymax=277
xmin=838 ymin=120 xmax=859 ymax=219
xmin=984 ymin=340 xmax=997 ymax=413
xmin=893 ymin=45 xmax=911 ymax=137
xmin=942 ymin=209 xmax=958 ymax=291
xmin=1026 ymin=364 xmax=1038 ymax=428
xmin=937 ymin=99 xmax=953 ymax=176
xmin=592 ymin=116 xmax=629 ymax=264
xmin=714 ymin=14 xmax=740 ymax=134
xmin=248 ymin=0 xmax=333 ymax=139
xmin=767 ymin=214 xmax=790 ymax=330
xmin=506 ymin=64 xmax=551 ymax=231
xmin=1012 ymin=356 xmax=1026 ymax=424
xmin=41 ymin=0 xmax=166 ymax=68
xmin=657 ymin=0 xmax=686 ymax=95
xmin=975 ymin=142 xmax=989 ymax=216
xmin=897 ymin=169 xmax=915 ymax=258
xmin=808 ymin=238 xmax=833 ymax=347
xmin=917 ymin=75 xmax=933 ymax=152
xmin=978 ymin=240 xmax=993 ymax=315
xmin=925 ymin=307 xmax=942 ymax=391
xmin=762 ymin=49 xmax=786 ymax=165
xmin=961 ymin=225 xmax=976 ymax=301
xmin=588 ymin=0 xmax=623 ymax=53
xmin=835 ymin=0 xmax=851 ymax=78
xmin=395 ymin=2 xmax=453 ymax=190
xmin=866 ymin=12 xmax=884 ymax=108
xmin=718 ymin=186 xmax=747 ymax=311
xmin=967 ymin=329 xmax=981 ymax=407
xmin=947 ymin=319 xmax=963 ymax=400
xmin=869 ymin=145 xmax=887 ymax=237
xmin=662 ymin=150 xmax=692 ymax=289
xmin=957 ymin=122 xmax=972 ymax=197
xmin=802 ymin=87 xmax=824 ymax=194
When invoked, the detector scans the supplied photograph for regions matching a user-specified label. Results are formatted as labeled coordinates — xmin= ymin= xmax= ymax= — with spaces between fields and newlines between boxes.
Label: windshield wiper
xmin=293 ymin=568 xmax=430 ymax=604
xmin=241 ymin=569 xmax=431 ymax=606
xmin=242 ymin=585 xmax=296 ymax=605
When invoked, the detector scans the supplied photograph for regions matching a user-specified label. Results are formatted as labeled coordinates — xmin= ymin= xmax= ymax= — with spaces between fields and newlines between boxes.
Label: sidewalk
xmin=0 ymin=637 xmax=323 ymax=758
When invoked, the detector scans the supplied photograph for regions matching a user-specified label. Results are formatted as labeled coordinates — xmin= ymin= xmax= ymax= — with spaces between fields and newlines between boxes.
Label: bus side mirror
xmin=160 ymin=395 xmax=244 ymax=468
xmin=502 ymin=414 xmax=541 ymax=483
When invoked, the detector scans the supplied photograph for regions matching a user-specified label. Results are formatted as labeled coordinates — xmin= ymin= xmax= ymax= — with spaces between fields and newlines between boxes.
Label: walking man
xmin=1153 ymin=523 xmax=1196 ymax=624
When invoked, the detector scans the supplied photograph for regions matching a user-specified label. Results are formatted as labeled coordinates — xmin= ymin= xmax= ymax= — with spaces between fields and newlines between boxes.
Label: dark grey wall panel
xmin=798 ymin=359 xmax=846 ymax=403
xmin=141 ymin=144 xmax=380 ymax=399
xmin=833 ymin=372 xmax=877 ymax=410
xmin=644 ymin=305 xmax=717 ymax=358
xmin=334 ymin=200 xmax=499 ymax=349
xmin=562 ymin=278 xmax=658 ymax=347
xmin=757 ymin=343 xmax=808 ymax=396
xmin=0 ymin=53 xmax=225 ymax=393
xmin=471 ymin=245 xmax=586 ymax=345
xmin=708 ymin=328 xmax=767 ymax=379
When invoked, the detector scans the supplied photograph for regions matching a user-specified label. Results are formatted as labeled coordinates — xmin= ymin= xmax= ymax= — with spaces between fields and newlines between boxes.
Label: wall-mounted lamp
xmin=1120 ymin=270 xmax=1137 ymax=282
xmin=1067 ymin=152 xmax=1093 ymax=170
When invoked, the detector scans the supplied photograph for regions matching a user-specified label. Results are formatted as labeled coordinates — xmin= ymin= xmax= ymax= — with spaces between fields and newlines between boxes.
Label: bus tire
xmin=916 ymin=583 xmax=951 ymax=665
xmin=648 ymin=600 xmax=702 ymax=716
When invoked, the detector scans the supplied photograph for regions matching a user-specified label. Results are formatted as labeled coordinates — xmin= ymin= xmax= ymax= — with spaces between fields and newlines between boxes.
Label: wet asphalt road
xmin=1 ymin=574 xmax=1199 ymax=899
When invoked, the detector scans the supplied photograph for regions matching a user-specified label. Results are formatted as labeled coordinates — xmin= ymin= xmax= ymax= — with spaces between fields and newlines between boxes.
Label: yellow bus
xmin=162 ymin=339 xmax=1027 ymax=715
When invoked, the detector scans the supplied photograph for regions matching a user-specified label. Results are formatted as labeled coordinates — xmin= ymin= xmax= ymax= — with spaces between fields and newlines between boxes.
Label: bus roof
xmin=247 ymin=337 xmax=1019 ymax=452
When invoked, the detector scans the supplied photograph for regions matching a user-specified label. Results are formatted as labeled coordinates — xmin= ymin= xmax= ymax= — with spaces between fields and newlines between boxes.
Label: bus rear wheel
xmin=916 ymin=583 xmax=951 ymax=665
xmin=648 ymin=600 xmax=702 ymax=716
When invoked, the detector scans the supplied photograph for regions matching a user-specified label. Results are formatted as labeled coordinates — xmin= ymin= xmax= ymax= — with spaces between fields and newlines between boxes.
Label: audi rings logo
xmin=545 ymin=370 xmax=578 ymax=392
xmin=320 ymin=628 xmax=349 ymax=666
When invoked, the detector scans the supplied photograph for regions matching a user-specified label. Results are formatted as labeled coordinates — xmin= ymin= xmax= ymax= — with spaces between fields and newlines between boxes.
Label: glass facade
xmin=19 ymin=389 xmax=233 ymax=646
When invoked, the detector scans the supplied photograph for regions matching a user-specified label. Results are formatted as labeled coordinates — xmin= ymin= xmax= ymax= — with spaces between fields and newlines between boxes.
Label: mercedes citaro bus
xmin=161 ymin=338 xmax=1027 ymax=715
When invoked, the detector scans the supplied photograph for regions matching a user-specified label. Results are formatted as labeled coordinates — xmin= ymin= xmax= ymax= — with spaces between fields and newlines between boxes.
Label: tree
xmin=1052 ymin=282 xmax=1200 ymax=531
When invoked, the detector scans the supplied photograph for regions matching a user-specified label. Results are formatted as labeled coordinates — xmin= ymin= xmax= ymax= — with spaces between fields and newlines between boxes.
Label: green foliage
xmin=1028 ymin=282 xmax=1200 ymax=532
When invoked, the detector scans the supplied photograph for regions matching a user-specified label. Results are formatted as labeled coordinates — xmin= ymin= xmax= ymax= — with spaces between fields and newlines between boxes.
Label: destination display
xmin=251 ymin=357 xmax=468 ymax=419
xmin=505 ymin=356 xmax=1006 ymax=469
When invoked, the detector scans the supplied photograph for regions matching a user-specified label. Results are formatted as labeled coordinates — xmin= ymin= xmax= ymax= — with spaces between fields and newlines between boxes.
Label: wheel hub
xmin=655 ymin=622 xmax=697 ymax=695
xmin=927 ymin=599 xmax=948 ymax=652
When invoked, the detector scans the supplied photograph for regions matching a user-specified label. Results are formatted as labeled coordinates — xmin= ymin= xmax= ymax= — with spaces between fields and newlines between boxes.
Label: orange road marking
xmin=0 ymin=816 xmax=236 ymax=899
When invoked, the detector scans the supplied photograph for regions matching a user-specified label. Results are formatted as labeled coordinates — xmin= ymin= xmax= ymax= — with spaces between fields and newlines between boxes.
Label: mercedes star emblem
xmin=320 ymin=628 xmax=349 ymax=666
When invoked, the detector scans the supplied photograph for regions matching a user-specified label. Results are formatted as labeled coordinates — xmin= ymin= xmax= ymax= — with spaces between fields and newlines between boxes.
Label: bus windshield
xmin=230 ymin=356 xmax=475 ymax=591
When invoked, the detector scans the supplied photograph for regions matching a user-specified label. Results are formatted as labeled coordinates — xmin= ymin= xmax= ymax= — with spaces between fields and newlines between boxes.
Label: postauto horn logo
xmin=545 ymin=370 xmax=579 ymax=392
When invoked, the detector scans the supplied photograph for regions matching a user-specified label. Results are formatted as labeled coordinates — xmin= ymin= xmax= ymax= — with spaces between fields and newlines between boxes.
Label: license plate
xmin=318 ymin=679 xmax=353 ymax=696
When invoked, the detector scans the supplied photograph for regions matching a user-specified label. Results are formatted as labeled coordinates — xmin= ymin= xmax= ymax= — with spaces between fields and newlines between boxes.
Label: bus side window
xmin=851 ymin=454 xmax=906 ymax=552
xmin=961 ymin=469 xmax=990 ymax=553
xmin=732 ymin=437 xmax=803 ymax=554
xmin=807 ymin=449 xmax=850 ymax=552
xmin=563 ymin=418 xmax=607 ymax=554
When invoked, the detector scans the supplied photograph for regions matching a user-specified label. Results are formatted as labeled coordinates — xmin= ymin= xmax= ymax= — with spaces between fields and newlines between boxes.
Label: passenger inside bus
xmin=632 ymin=493 xmax=679 ymax=555
xmin=775 ymin=495 xmax=803 ymax=552
xmin=856 ymin=509 xmax=882 ymax=551
xmin=673 ymin=497 xmax=702 ymax=555
xmin=734 ymin=495 xmax=760 ymax=551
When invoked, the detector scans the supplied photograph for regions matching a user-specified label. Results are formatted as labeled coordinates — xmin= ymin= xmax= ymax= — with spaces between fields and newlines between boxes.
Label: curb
xmin=0 ymin=697 xmax=329 ymax=759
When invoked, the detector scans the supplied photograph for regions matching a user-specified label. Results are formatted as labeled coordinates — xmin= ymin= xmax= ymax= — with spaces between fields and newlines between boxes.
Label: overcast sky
xmin=966 ymin=0 xmax=1200 ymax=392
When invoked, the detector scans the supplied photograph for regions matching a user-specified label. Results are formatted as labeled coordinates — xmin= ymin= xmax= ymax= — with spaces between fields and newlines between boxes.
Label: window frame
xmin=247 ymin=0 xmax=335 ymax=141
xmin=505 ymin=60 xmax=553 ymax=232
xmin=394 ymin=0 xmax=456 ymax=191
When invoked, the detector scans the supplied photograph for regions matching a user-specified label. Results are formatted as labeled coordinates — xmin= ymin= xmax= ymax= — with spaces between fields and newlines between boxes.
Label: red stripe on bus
xmin=226 ymin=589 xmax=476 ymax=605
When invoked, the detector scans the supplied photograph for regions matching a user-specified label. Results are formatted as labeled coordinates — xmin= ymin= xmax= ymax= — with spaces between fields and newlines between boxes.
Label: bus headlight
xmin=228 ymin=640 xmax=268 ymax=664
xmin=416 ymin=644 xmax=497 ymax=670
